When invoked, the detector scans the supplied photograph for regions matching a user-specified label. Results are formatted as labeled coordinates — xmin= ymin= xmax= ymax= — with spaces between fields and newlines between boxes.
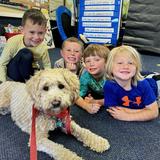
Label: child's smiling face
xmin=112 ymin=51 xmax=137 ymax=83
xmin=61 ymin=41 xmax=82 ymax=64
xmin=84 ymin=55 xmax=106 ymax=79
xmin=22 ymin=19 xmax=46 ymax=47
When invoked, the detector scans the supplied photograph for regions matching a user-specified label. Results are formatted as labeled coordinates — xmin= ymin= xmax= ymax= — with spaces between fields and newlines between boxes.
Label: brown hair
xmin=83 ymin=44 xmax=110 ymax=62
xmin=22 ymin=9 xmax=47 ymax=27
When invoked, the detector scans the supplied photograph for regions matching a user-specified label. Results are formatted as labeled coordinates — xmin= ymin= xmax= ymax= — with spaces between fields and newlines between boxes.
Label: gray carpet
xmin=0 ymin=107 xmax=160 ymax=160
xmin=141 ymin=54 xmax=160 ymax=72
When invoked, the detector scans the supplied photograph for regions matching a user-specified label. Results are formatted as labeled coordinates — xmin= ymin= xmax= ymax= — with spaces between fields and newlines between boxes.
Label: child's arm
xmin=107 ymin=101 xmax=159 ymax=121
xmin=41 ymin=49 xmax=51 ymax=68
xmin=0 ymin=40 xmax=14 ymax=82
xmin=84 ymin=94 xmax=104 ymax=106
xmin=75 ymin=96 xmax=101 ymax=114
xmin=95 ymin=99 xmax=104 ymax=106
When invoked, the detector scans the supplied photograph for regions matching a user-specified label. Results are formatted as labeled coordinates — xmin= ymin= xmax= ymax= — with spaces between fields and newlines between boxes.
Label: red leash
xmin=30 ymin=105 xmax=71 ymax=160
xmin=30 ymin=105 xmax=39 ymax=160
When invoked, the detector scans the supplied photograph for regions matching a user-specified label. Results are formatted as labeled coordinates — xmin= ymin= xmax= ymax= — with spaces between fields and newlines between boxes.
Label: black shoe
xmin=152 ymin=74 xmax=160 ymax=81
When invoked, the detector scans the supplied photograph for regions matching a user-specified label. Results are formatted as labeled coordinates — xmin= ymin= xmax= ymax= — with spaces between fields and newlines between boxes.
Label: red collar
xmin=32 ymin=105 xmax=71 ymax=134
xmin=47 ymin=107 xmax=70 ymax=119
xmin=46 ymin=107 xmax=71 ymax=134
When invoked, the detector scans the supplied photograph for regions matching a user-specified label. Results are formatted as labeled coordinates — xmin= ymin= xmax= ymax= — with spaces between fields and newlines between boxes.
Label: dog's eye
xmin=43 ymin=86 xmax=49 ymax=91
xmin=58 ymin=83 xmax=64 ymax=89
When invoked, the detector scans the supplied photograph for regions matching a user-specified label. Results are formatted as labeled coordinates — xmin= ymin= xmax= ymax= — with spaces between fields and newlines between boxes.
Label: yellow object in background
xmin=41 ymin=9 xmax=55 ymax=49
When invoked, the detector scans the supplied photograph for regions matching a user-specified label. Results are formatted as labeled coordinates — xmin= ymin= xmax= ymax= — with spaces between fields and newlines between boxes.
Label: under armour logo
xmin=122 ymin=96 xmax=141 ymax=106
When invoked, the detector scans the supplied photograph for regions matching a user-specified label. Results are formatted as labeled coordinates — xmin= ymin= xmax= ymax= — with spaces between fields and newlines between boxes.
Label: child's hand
xmin=85 ymin=95 xmax=104 ymax=106
xmin=107 ymin=106 xmax=130 ymax=121
xmin=84 ymin=94 xmax=94 ymax=103
xmin=86 ymin=103 xmax=101 ymax=114
xmin=66 ymin=62 xmax=77 ymax=72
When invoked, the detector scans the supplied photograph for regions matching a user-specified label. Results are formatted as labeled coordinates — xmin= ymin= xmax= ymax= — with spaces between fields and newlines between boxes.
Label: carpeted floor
xmin=0 ymin=107 xmax=160 ymax=160
xmin=138 ymin=50 xmax=160 ymax=73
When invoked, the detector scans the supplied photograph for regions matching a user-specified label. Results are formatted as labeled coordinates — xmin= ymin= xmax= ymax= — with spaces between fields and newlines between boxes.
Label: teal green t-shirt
xmin=80 ymin=71 xmax=106 ymax=98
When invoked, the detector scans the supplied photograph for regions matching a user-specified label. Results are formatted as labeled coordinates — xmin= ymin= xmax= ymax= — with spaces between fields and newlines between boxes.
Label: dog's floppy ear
xmin=26 ymin=70 xmax=43 ymax=101
xmin=61 ymin=69 xmax=80 ymax=102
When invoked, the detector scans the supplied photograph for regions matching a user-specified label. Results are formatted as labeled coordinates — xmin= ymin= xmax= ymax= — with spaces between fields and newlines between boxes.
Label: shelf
xmin=0 ymin=4 xmax=25 ymax=18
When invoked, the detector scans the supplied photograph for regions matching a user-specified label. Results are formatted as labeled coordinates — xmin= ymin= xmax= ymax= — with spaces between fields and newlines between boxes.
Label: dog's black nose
xmin=51 ymin=101 xmax=61 ymax=108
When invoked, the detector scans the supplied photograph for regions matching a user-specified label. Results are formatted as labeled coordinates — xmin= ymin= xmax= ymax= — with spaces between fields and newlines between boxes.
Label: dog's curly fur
xmin=0 ymin=68 xmax=110 ymax=160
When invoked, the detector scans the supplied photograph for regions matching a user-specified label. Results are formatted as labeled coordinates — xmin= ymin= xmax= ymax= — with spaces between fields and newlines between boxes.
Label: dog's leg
xmin=0 ymin=82 xmax=14 ymax=115
xmin=71 ymin=121 xmax=110 ymax=153
xmin=36 ymin=138 xmax=84 ymax=160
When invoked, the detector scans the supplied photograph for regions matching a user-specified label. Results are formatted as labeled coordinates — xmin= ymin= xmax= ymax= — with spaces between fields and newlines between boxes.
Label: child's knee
xmin=19 ymin=48 xmax=33 ymax=61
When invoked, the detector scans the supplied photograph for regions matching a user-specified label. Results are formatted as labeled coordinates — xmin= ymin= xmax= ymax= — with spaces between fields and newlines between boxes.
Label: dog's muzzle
xmin=51 ymin=101 xmax=61 ymax=109
xmin=50 ymin=101 xmax=61 ymax=113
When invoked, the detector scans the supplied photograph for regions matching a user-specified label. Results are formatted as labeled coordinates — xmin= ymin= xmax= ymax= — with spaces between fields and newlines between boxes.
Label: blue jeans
xmin=7 ymin=48 xmax=34 ymax=82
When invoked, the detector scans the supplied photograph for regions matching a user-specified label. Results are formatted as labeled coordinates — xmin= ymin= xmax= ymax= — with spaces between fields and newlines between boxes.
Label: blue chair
xmin=56 ymin=5 xmax=72 ymax=41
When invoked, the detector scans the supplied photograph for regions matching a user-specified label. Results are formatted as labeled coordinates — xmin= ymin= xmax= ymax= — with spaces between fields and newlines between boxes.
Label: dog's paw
xmin=85 ymin=132 xmax=110 ymax=152
xmin=0 ymin=107 xmax=10 ymax=115
xmin=71 ymin=121 xmax=110 ymax=153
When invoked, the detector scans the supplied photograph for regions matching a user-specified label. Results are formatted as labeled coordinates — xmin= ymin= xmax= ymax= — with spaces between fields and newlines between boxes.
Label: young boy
xmin=76 ymin=44 xmax=110 ymax=114
xmin=104 ymin=45 xmax=159 ymax=121
xmin=54 ymin=37 xmax=84 ymax=77
xmin=0 ymin=9 xmax=51 ymax=83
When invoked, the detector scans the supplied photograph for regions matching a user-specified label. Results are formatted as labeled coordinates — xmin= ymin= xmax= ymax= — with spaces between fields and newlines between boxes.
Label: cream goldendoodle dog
xmin=0 ymin=68 xmax=110 ymax=160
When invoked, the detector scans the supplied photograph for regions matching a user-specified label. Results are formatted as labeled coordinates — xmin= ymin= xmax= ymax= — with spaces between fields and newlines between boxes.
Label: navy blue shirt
xmin=104 ymin=79 xmax=156 ymax=109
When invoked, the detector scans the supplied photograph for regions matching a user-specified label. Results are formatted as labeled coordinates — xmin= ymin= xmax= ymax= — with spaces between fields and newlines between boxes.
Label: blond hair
xmin=106 ymin=45 xmax=143 ymax=86
xmin=62 ymin=37 xmax=84 ymax=52
xmin=83 ymin=44 xmax=110 ymax=62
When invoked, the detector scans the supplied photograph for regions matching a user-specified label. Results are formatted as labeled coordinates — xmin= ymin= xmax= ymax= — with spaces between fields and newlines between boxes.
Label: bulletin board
xmin=78 ymin=0 xmax=122 ymax=46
